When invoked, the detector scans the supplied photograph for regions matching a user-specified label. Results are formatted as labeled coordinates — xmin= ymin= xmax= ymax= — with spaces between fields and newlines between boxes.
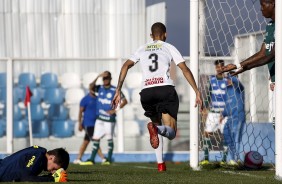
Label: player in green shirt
xmin=219 ymin=0 xmax=275 ymax=127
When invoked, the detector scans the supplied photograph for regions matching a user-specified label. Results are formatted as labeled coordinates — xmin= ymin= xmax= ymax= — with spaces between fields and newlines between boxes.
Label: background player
xmin=219 ymin=0 xmax=275 ymax=127
xmin=201 ymin=60 xmax=228 ymax=165
xmin=220 ymin=72 xmax=245 ymax=165
xmin=0 ymin=146 xmax=69 ymax=182
xmin=112 ymin=22 xmax=202 ymax=171
xmin=73 ymin=91 xmax=106 ymax=164
xmin=81 ymin=71 xmax=127 ymax=165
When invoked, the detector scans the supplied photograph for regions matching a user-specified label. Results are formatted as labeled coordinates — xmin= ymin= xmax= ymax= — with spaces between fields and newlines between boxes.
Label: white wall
xmin=0 ymin=0 xmax=145 ymax=58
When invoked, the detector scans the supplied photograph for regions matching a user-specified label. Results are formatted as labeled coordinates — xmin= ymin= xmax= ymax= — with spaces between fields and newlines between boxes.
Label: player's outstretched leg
xmin=147 ymin=122 xmax=159 ymax=149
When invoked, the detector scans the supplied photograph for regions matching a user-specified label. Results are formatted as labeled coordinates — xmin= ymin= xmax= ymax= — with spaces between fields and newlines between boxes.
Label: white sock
xmin=155 ymin=134 xmax=163 ymax=164
xmin=157 ymin=125 xmax=176 ymax=140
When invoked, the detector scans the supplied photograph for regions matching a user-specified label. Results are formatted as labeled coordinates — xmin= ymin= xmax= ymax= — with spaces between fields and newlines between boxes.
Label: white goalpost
xmin=275 ymin=0 xmax=282 ymax=179
xmin=189 ymin=0 xmax=199 ymax=170
xmin=190 ymin=0 xmax=282 ymax=179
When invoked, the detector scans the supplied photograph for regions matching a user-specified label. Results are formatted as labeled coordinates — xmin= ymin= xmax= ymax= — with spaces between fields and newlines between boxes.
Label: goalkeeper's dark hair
xmin=214 ymin=59 xmax=224 ymax=65
xmin=151 ymin=22 xmax=166 ymax=37
xmin=47 ymin=148 xmax=70 ymax=170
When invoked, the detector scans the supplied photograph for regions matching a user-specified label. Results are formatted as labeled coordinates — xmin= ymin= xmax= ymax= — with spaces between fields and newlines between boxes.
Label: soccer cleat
xmin=220 ymin=161 xmax=226 ymax=166
xmin=228 ymin=160 xmax=239 ymax=166
xmin=147 ymin=122 xmax=159 ymax=149
xmin=73 ymin=159 xmax=82 ymax=164
xmin=79 ymin=160 xmax=94 ymax=166
xmin=199 ymin=160 xmax=210 ymax=166
xmin=158 ymin=162 xmax=166 ymax=172
xmin=101 ymin=158 xmax=111 ymax=165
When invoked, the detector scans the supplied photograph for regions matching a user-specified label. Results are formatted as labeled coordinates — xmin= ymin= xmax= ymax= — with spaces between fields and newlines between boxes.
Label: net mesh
xmin=198 ymin=0 xmax=275 ymax=165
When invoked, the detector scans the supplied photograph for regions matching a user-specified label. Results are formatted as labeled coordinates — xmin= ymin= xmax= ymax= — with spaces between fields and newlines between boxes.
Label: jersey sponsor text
xmin=145 ymin=77 xmax=164 ymax=86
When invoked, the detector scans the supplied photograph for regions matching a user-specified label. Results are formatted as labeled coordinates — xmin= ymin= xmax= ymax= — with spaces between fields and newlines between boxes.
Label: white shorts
xmin=205 ymin=112 xmax=227 ymax=133
xmin=93 ymin=119 xmax=116 ymax=140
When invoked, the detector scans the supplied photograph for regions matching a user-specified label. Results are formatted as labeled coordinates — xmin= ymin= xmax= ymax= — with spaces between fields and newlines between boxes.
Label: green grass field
xmin=62 ymin=162 xmax=281 ymax=184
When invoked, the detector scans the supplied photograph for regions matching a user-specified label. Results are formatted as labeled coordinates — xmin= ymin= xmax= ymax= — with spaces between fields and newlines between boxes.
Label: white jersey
xmin=129 ymin=40 xmax=185 ymax=89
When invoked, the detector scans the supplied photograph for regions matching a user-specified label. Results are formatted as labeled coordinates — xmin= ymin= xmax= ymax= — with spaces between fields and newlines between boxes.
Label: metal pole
xmin=275 ymin=0 xmax=282 ymax=179
xmin=6 ymin=58 xmax=13 ymax=153
xmin=190 ymin=0 xmax=199 ymax=170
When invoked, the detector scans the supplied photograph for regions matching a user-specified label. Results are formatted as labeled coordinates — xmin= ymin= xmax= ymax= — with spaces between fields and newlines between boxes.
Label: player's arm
xmin=232 ymin=44 xmax=274 ymax=76
xmin=220 ymin=43 xmax=266 ymax=74
xmin=242 ymin=44 xmax=274 ymax=70
xmin=89 ymin=72 xmax=105 ymax=94
xmin=177 ymin=62 xmax=202 ymax=109
xmin=78 ymin=106 xmax=84 ymax=131
xmin=19 ymin=169 xmax=67 ymax=182
xmin=112 ymin=59 xmax=134 ymax=109
xmin=19 ymin=173 xmax=54 ymax=182
xmin=119 ymin=92 xmax=128 ymax=109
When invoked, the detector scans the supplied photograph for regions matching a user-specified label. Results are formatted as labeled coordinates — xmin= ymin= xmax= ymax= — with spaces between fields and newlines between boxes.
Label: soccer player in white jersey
xmin=112 ymin=22 xmax=202 ymax=171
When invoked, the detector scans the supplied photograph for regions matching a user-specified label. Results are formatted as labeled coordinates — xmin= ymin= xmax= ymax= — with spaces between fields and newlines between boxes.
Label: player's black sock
xmin=222 ymin=146 xmax=228 ymax=162
xmin=107 ymin=139 xmax=114 ymax=162
xmin=204 ymin=138 xmax=211 ymax=161
xmin=89 ymin=140 xmax=100 ymax=162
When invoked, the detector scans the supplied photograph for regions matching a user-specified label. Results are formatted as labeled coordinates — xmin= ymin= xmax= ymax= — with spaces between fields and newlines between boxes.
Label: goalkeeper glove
xmin=52 ymin=168 xmax=67 ymax=182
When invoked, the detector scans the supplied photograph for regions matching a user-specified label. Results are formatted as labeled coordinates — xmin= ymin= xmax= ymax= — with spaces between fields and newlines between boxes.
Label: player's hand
xmin=270 ymin=83 xmax=275 ymax=91
xmin=78 ymin=123 xmax=83 ymax=131
xmin=219 ymin=114 xmax=224 ymax=124
xmin=195 ymin=91 xmax=203 ymax=111
xmin=107 ymin=109 xmax=116 ymax=115
xmin=111 ymin=91 xmax=121 ymax=109
xmin=230 ymin=67 xmax=245 ymax=76
xmin=219 ymin=64 xmax=236 ymax=74
xmin=52 ymin=168 xmax=67 ymax=182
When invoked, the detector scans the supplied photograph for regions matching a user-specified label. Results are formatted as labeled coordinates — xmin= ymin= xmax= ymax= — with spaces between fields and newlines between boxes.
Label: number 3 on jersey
xmin=149 ymin=53 xmax=158 ymax=72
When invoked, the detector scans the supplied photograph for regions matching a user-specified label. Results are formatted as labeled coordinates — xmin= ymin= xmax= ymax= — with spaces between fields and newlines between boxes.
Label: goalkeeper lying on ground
xmin=0 ymin=145 xmax=69 ymax=182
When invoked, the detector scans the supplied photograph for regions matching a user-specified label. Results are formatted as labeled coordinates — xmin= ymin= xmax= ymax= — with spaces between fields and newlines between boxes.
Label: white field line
xmin=221 ymin=171 xmax=266 ymax=179
xmin=134 ymin=166 xmax=156 ymax=170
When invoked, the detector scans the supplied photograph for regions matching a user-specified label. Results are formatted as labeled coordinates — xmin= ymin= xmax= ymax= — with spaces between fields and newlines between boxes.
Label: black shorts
xmin=84 ymin=126 xmax=94 ymax=141
xmin=140 ymin=85 xmax=179 ymax=120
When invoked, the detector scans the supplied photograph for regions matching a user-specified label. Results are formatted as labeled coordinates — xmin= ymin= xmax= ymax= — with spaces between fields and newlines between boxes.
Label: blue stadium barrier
xmin=18 ymin=73 xmax=37 ymax=89
xmin=0 ymin=119 xmax=5 ymax=137
xmin=40 ymin=72 xmax=58 ymax=89
xmin=13 ymin=119 xmax=28 ymax=138
xmin=44 ymin=88 xmax=64 ymax=104
xmin=51 ymin=119 xmax=74 ymax=138
xmin=238 ymin=122 xmax=275 ymax=163
xmin=47 ymin=104 xmax=69 ymax=120
xmin=27 ymin=104 xmax=45 ymax=121
xmin=0 ymin=87 xmax=21 ymax=104
xmin=14 ymin=104 xmax=22 ymax=121
xmin=32 ymin=120 xmax=49 ymax=138
xmin=0 ymin=73 xmax=6 ymax=88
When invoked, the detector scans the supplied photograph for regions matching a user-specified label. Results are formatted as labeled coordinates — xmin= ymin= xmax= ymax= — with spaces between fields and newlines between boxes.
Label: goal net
xmin=197 ymin=0 xmax=275 ymax=165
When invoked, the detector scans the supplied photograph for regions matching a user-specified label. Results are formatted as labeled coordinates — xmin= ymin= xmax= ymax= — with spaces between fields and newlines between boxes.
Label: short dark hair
xmin=47 ymin=148 xmax=70 ymax=170
xmin=103 ymin=71 xmax=112 ymax=81
xmin=151 ymin=22 xmax=166 ymax=37
xmin=214 ymin=59 xmax=224 ymax=65
xmin=104 ymin=71 xmax=112 ymax=78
